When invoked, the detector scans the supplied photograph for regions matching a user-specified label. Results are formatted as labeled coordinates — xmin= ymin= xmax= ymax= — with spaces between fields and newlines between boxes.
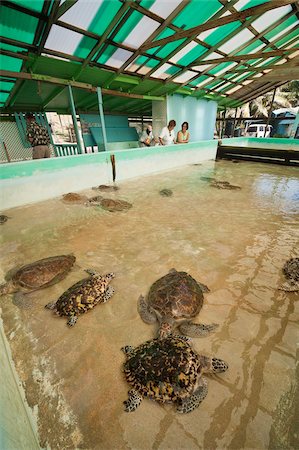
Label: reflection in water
xmin=0 ymin=160 xmax=298 ymax=449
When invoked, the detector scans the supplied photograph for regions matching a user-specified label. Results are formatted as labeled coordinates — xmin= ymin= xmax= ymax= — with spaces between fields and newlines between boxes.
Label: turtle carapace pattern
xmin=0 ymin=254 xmax=76 ymax=309
xmin=278 ymin=257 xmax=299 ymax=292
xmin=45 ymin=270 xmax=115 ymax=326
xmin=122 ymin=335 xmax=228 ymax=413
xmin=138 ymin=269 xmax=219 ymax=338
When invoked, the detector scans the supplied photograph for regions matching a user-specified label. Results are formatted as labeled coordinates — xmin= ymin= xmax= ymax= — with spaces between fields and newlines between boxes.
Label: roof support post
xmin=97 ymin=87 xmax=108 ymax=152
xmin=67 ymin=85 xmax=84 ymax=154
xmin=263 ymin=88 xmax=276 ymax=137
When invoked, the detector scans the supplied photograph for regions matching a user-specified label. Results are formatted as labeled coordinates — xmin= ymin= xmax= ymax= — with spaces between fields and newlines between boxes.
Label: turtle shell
xmin=283 ymin=257 xmax=299 ymax=282
xmin=54 ymin=274 xmax=111 ymax=317
xmin=147 ymin=271 xmax=204 ymax=321
xmin=124 ymin=336 xmax=201 ymax=403
xmin=100 ymin=198 xmax=132 ymax=212
xmin=12 ymin=255 xmax=76 ymax=292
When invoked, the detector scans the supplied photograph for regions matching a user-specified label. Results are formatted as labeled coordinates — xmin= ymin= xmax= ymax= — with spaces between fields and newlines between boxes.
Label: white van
xmin=246 ymin=124 xmax=272 ymax=138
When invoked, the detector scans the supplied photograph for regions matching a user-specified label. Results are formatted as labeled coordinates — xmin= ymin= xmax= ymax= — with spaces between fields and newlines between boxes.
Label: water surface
xmin=0 ymin=159 xmax=298 ymax=449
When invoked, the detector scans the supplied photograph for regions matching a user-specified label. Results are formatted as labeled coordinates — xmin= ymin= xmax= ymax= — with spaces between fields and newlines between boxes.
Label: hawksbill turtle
xmin=122 ymin=335 xmax=228 ymax=413
xmin=0 ymin=215 xmax=10 ymax=224
xmin=138 ymin=269 xmax=219 ymax=338
xmin=159 ymin=189 xmax=173 ymax=197
xmin=0 ymin=254 xmax=76 ymax=308
xmin=45 ymin=269 xmax=115 ymax=326
xmin=278 ymin=257 xmax=299 ymax=292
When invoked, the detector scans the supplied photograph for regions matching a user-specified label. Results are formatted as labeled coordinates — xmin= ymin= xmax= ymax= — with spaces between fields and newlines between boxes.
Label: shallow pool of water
xmin=0 ymin=159 xmax=298 ymax=449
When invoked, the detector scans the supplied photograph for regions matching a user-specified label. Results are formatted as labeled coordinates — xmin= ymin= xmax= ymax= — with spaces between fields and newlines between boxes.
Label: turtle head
xmin=158 ymin=321 xmax=173 ymax=339
xmin=199 ymin=356 xmax=228 ymax=373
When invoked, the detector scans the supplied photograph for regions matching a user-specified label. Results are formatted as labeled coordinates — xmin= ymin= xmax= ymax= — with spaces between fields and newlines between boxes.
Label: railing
xmin=54 ymin=143 xmax=79 ymax=156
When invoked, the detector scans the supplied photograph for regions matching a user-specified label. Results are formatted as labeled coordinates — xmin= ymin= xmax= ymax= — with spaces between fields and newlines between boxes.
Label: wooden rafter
xmin=141 ymin=0 xmax=240 ymax=81
xmin=139 ymin=1 xmax=296 ymax=51
xmin=102 ymin=0 xmax=190 ymax=87
xmin=56 ymin=0 xmax=79 ymax=20
xmin=174 ymin=11 xmax=298 ymax=94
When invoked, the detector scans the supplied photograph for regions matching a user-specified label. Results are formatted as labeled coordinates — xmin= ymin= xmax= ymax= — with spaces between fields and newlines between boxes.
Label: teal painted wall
xmin=166 ymin=95 xmax=217 ymax=141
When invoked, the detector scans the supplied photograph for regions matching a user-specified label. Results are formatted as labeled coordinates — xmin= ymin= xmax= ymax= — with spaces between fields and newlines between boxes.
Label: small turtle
xmin=122 ymin=335 xmax=228 ymax=413
xmin=0 ymin=215 xmax=10 ymax=224
xmin=278 ymin=257 xmax=299 ymax=292
xmin=45 ymin=269 xmax=115 ymax=326
xmin=211 ymin=180 xmax=241 ymax=190
xmin=100 ymin=198 xmax=132 ymax=212
xmin=92 ymin=185 xmax=120 ymax=192
xmin=138 ymin=269 xmax=218 ymax=338
xmin=159 ymin=189 xmax=173 ymax=197
xmin=62 ymin=193 xmax=88 ymax=204
xmin=0 ymin=255 xmax=76 ymax=308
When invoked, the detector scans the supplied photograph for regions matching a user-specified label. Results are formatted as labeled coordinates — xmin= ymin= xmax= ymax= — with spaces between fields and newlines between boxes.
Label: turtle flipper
xmin=121 ymin=345 xmax=135 ymax=356
xmin=278 ymin=281 xmax=299 ymax=292
xmin=124 ymin=389 xmax=143 ymax=412
xmin=178 ymin=321 xmax=219 ymax=337
xmin=137 ymin=295 xmax=157 ymax=324
xmin=67 ymin=314 xmax=78 ymax=327
xmin=45 ymin=301 xmax=57 ymax=310
xmin=177 ymin=378 xmax=208 ymax=413
xmin=12 ymin=292 xmax=33 ymax=309
xmin=85 ymin=268 xmax=100 ymax=276
xmin=102 ymin=286 xmax=115 ymax=303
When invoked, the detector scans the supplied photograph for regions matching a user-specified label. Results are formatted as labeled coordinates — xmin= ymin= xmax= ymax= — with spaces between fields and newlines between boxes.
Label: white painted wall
xmin=0 ymin=141 xmax=217 ymax=210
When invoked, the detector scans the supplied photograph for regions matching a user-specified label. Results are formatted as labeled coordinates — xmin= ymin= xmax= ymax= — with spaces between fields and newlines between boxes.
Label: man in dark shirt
xmin=25 ymin=113 xmax=51 ymax=159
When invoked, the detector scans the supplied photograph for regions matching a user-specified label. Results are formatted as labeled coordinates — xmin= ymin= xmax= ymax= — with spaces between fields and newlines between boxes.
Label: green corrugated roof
xmin=0 ymin=0 xmax=298 ymax=114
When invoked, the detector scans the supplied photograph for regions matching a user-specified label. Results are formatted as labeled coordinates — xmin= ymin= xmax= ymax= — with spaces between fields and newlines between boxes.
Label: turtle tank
xmin=0 ymin=159 xmax=298 ymax=449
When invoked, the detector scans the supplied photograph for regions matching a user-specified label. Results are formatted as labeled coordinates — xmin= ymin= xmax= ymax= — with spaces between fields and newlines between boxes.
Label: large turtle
xmin=122 ymin=335 xmax=228 ymax=413
xmin=0 ymin=254 xmax=76 ymax=308
xmin=138 ymin=269 xmax=219 ymax=338
xmin=0 ymin=214 xmax=10 ymax=224
xmin=278 ymin=257 xmax=299 ymax=292
xmin=45 ymin=269 xmax=115 ymax=326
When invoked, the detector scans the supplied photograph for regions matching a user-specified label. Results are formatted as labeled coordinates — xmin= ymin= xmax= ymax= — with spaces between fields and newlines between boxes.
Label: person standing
xmin=177 ymin=122 xmax=190 ymax=144
xmin=139 ymin=124 xmax=154 ymax=147
xmin=159 ymin=120 xmax=176 ymax=146
xmin=25 ymin=113 xmax=51 ymax=159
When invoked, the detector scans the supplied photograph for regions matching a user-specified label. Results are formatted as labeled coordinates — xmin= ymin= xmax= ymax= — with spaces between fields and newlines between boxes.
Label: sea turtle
xmin=92 ymin=185 xmax=120 ymax=192
xmin=122 ymin=335 xmax=228 ymax=413
xmin=62 ymin=193 xmax=88 ymax=204
xmin=278 ymin=257 xmax=299 ymax=292
xmin=138 ymin=269 xmax=219 ymax=338
xmin=0 ymin=215 xmax=10 ymax=224
xmin=211 ymin=180 xmax=241 ymax=190
xmin=45 ymin=269 xmax=115 ymax=326
xmin=0 ymin=254 xmax=76 ymax=308
xmin=159 ymin=189 xmax=173 ymax=197
xmin=100 ymin=198 xmax=132 ymax=212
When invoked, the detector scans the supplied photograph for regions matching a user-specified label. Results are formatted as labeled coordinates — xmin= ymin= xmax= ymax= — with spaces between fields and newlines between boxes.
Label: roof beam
xmin=139 ymin=1 xmax=297 ymax=51
xmin=83 ymin=1 xmax=133 ymax=69
xmin=37 ymin=0 xmax=62 ymax=55
xmin=0 ymin=1 xmax=47 ymax=20
xmin=192 ymin=49 xmax=290 ymax=66
xmin=0 ymin=70 xmax=165 ymax=101
xmin=141 ymin=0 xmax=239 ymax=81
xmin=56 ymin=0 xmax=79 ymax=20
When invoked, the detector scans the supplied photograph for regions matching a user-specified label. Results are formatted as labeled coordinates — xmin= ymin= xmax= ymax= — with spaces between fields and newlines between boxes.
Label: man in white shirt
xmin=139 ymin=124 xmax=154 ymax=147
xmin=159 ymin=120 xmax=176 ymax=146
